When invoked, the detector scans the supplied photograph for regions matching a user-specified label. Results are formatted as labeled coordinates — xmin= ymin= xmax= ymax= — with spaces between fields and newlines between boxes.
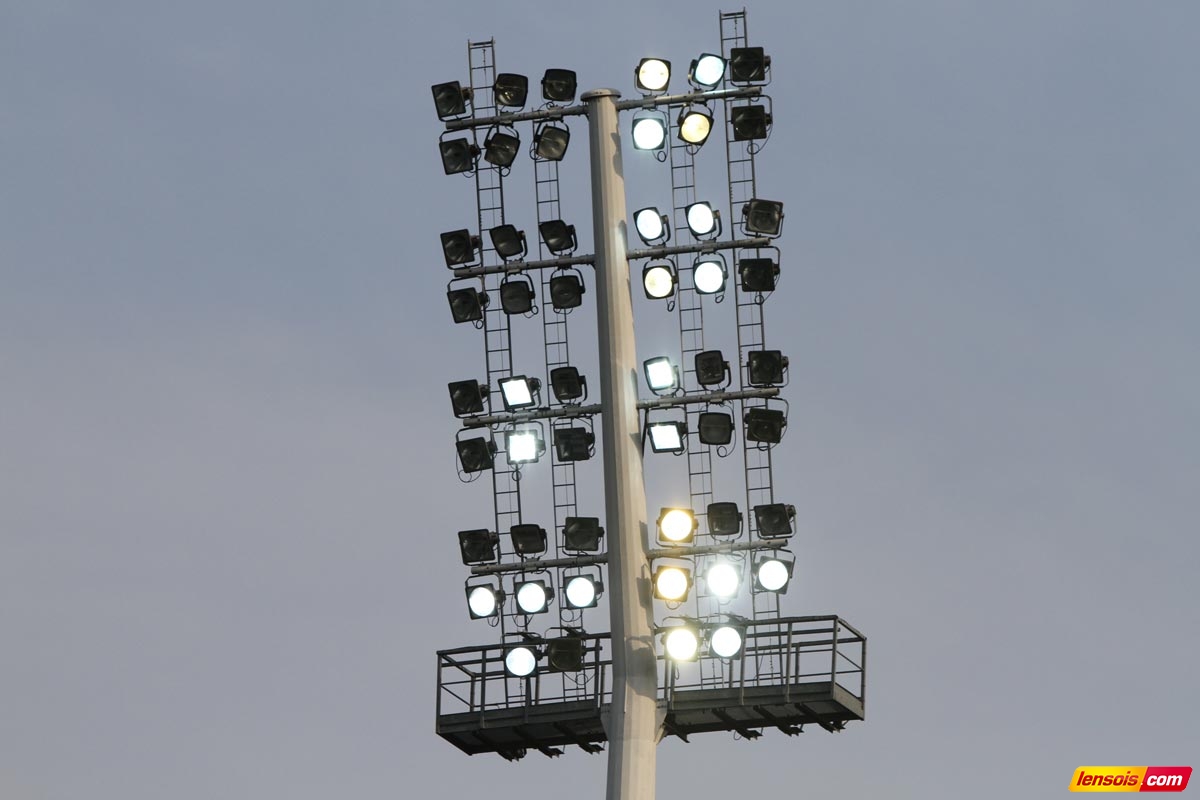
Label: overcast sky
xmin=2 ymin=2 xmax=1198 ymax=798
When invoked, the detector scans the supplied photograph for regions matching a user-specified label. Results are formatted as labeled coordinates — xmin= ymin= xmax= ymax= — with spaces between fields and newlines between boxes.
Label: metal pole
xmin=582 ymin=88 xmax=659 ymax=800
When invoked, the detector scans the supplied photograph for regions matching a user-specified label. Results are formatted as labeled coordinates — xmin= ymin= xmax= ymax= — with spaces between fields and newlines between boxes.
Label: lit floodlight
xmin=553 ymin=426 xmax=594 ymax=462
xmin=707 ymin=501 xmax=743 ymax=536
xmin=685 ymin=202 xmax=720 ymax=240
xmin=709 ymin=624 xmax=745 ymax=659
xmin=431 ymin=80 xmax=470 ymax=119
xmin=705 ymin=562 xmax=740 ymax=599
xmin=439 ymin=137 xmax=480 ymax=175
xmin=546 ymin=636 xmax=584 ymax=672
xmin=754 ymin=503 xmax=796 ymax=539
xmin=499 ymin=276 xmax=535 ymax=315
xmin=549 ymin=272 xmax=585 ymax=310
xmin=550 ymin=366 xmax=586 ymax=402
xmin=657 ymin=508 xmax=697 ymax=544
xmin=754 ymin=554 xmax=794 ymax=593
xmin=563 ymin=517 xmax=604 ymax=551
xmin=633 ymin=207 xmax=670 ymax=245
xmin=739 ymin=257 xmax=779 ymax=292
xmin=743 ymin=198 xmax=785 ymax=237
xmin=564 ymin=575 xmax=603 ymax=609
xmin=458 ymin=529 xmax=499 ymax=565
xmin=483 ymin=128 xmax=521 ymax=168
xmin=514 ymin=579 xmax=553 ymax=613
xmin=635 ymin=58 xmax=671 ymax=93
xmin=731 ymin=105 xmax=772 ymax=141
xmin=456 ymin=436 xmax=496 ymax=473
xmin=693 ymin=255 xmax=727 ymax=295
xmin=653 ymin=565 xmax=692 ymax=601
xmin=541 ymin=68 xmax=578 ymax=103
xmin=697 ymin=411 xmax=734 ymax=446
xmin=489 ymin=224 xmax=528 ymax=261
xmin=498 ymin=375 xmax=541 ymax=411
xmin=510 ymin=523 xmax=548 ymax=556
xmin=632 ymin=113 xmax=667 ymax=151
xmin=694 ymin=350 xmax=728 ymax=387
xmin=493 ymin=73 xmax=529 ymax=109
xmin=447 ymin=286 xmax=488 ymax=323
xmin=689 ymin=53 xmax=726 ymax=88
xmin=729 ymin=46 xmax=770 ymax=84
xmin=534 ymin=123 xmax=571 ymax=161
xmin=447 ymin=379 xmax=488 ymax=417
xmin=678 ymin=104 xmax=714 ymax=146
xmin=747 ymin=350 xmax=787 ymax=386
xmin=663 ymin=626 xmax=699 ymax=661
xmin=745 ymin=406 xmax=786 ymax=444
xmin=647 ymin=421 xmax=686 ymax=454
xmin=440 ymin=229 xmax=480 ymax=267
xmin=539 ymin=219 xmax=577 ymax=254
xmin=642 ymin=262 xmax=676 ymax=300
xmin=505 ymin=645 xmax=539 ymax=677
xmin=643 ymin=356 xmax=678 ymax=394
xmin=466 ymin=583 xmax=503 ymax=619
xmin=506 ymin=428 xmax=545 ymax=465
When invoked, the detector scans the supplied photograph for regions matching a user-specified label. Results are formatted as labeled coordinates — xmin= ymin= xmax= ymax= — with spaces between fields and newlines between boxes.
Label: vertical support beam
xmin=583 ymin=88 xmax=659 ymax=800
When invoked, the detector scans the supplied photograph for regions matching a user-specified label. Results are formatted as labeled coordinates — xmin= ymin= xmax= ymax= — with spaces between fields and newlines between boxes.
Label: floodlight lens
xmin=635 ymin=209 xmax=666 ymax=242
xmin=516 ymin=582 xmax=549 ymax=613
xmin=659 ymin=509 xmax=695 ymax=542
xmin=499 ymin=376 xmax=536 ymax=409
xmin=710 ymin=625 xmax=743 ymax=659
xmin=468 ymin=586 xmax=498 ymax=618
xmin=643 ymin=264 xmax=675 ymax=299
xmin=565 ymin=576 xmax=598 ymax=609
xmin=648 ymin=422 xmax=685 ymax=453
xmin=694 ymin=258 xmax=726 ymax=294
xmin=706 ymin=562 xmax=740 ymax=598
xmin=505 ymin=646 xmax=537 ymax=677
xmin=758 ymin=558 xmax=789 ymax=591
xmin=692 ymin=54 xmax=725 ymax=87
xmin=632 ymin=117 xmax=667 ymax=150
xmin=679 ymin=109 xmax=712 ymax=145
xmin=644 ymin=358 xmax=676 ymax=392
xmin=655 ymin=566 xmax=690 ymax=601
xmin=507 ymin=430 xmax=541 ymax=464
xmin=686 ymin=203 xmax=717 ymax=237
xmin=637 ymin=58 xmax=671 ymax=92
xmin=665 ymin=627 xmax=699 ymax=661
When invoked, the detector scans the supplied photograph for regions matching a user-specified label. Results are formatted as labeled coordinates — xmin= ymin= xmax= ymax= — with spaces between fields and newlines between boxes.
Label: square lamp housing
xmin=510 ymin=523 xmax=548 ymax=556
xmin=563 ymin=517 xmax=604 ymax=551
xmin=697 ymin=411 xmax=734 ymax=446
xmin=707 ymin=502 xmax=743 ymax=536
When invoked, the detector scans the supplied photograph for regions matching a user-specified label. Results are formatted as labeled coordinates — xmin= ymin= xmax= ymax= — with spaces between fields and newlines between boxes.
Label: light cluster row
xmin=456 ymin=424 xmax=597 ymax=473
xmin=457 ymin=517 xmax=604 ymax=566
xmin=654 ymin=503 xmax=797 ymax=542
xmin=466 ymin=570 xmax=604 ymax=622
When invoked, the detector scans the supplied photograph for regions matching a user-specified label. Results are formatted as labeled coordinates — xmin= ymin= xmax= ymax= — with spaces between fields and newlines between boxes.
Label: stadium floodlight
xmin=652 ymin=565 xmax=692 ymax=601
xmin=747 ymin=349 xmax=788 ymax=386
xmin=707 ymin=501 xmax=743 ymax=536
xmin=550 ymin=366 xmax=587 ymax=402
xmin=538 ymin=219 xmax=577 ymax=254
xmin=431 ymin=80 xmax=471 ymax=119
xmin=647 ymin=420 xmax=686 ymax=454
xmin=541 ymin=68 xmax=578 ymax=103
xmin=549 ymin=272 xmax=586 ymax=310
xmin=514 ymin=578 xmax=553 ymax=614
xmin=663 ymin=625 xmax=700 ymax=661
xmin=562 ymin=516 xmax=604 ymax=551
xmin=504 ymin=644 xmax=539 ymax=677
xmin=742 ymin=198 xmax=785 ymax=236
xmin=489 ymin=224 xmax=528 ymax=261
xmin=631 ymin=112 xmax=667 ymax=151
xmin=455 ymin=436 xmax=496 ymax=474
xmin=688 ymin=53 xmax=726 ymax=88
xmin=553 ymin=426 xmax=595 ymax=462
xmin=709 ymin=623 xmax=746 ymax=659
xmin=739 ymin=257 xmax=780 ymax=292
xmin=458 ymin=529 xmax=499 ymax=565
xmin=642 ymin=262 xmax=677 ymax=300
xmin=685 ymin=201 xmax=721 ymax=240
xmin=510 ymin=523 xmax=549 ymax=556
xmin=730 ymin=104 xmax=772 ymax=141
xmin=656 ymin=507 xmax=697 ymax=544
xmin=447 ymin=286 xmax=489 ymax=323
xmin=635 ymin=57 xmax=671 ymax=94
xmin=697 ymin=411 xmax=734 ymax=446
xmin=745 ymin=406 xmax=786 ymax=444
xmin=563 ymin=573 xmax=603 ymax=609
xmin=447 ymin=378 xmax=488 ymax=417
xmin=729 ymin=46 xmax=770 ymax=84
xmin=705 ymin=561 xmax=740 ymax=599
xmin=439 ymin=136 xmax=480 ymax=175
xmin=643 ymin=356 xmax=678 ymax=395
xmin=677 ymin=104 xmax=714 ymax=146
xmin=753 ymin=553 xmax=794 ymax=593
xmin=440 ymin=229 xmax=480 ymax=267
xmin=465 ymin=581 xmax=503 ymax=619
xmin=694 ymin=350 xmax=729 ymax=387
xmin=754 ymin=503 xmax=796 ymax=539
xmin=498 ymin=375 xmax=541 ymax=411
xmin=546 ymin=636 xmax=584 ymax=672
xmin=693 ymin=255 xmax=727 ymax=295
xmin=493 ymin=73 xmax=529 ymax=109
xmin=633 ymin=207 xmax=670 ymax=245
xmin=483 ymin=127 xmax=521 ymax=168
xmin=499 ymin=275 xmax=535 ymax=315
xmin=505 ymin=428 xmax=545 ymax=465
xmin=534 ymin=123 xmax=571 ymax=161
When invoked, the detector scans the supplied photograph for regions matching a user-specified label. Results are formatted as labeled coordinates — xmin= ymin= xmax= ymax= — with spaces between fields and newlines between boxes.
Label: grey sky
xmin=2 ymin=2 xmax=1197 ymax=798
